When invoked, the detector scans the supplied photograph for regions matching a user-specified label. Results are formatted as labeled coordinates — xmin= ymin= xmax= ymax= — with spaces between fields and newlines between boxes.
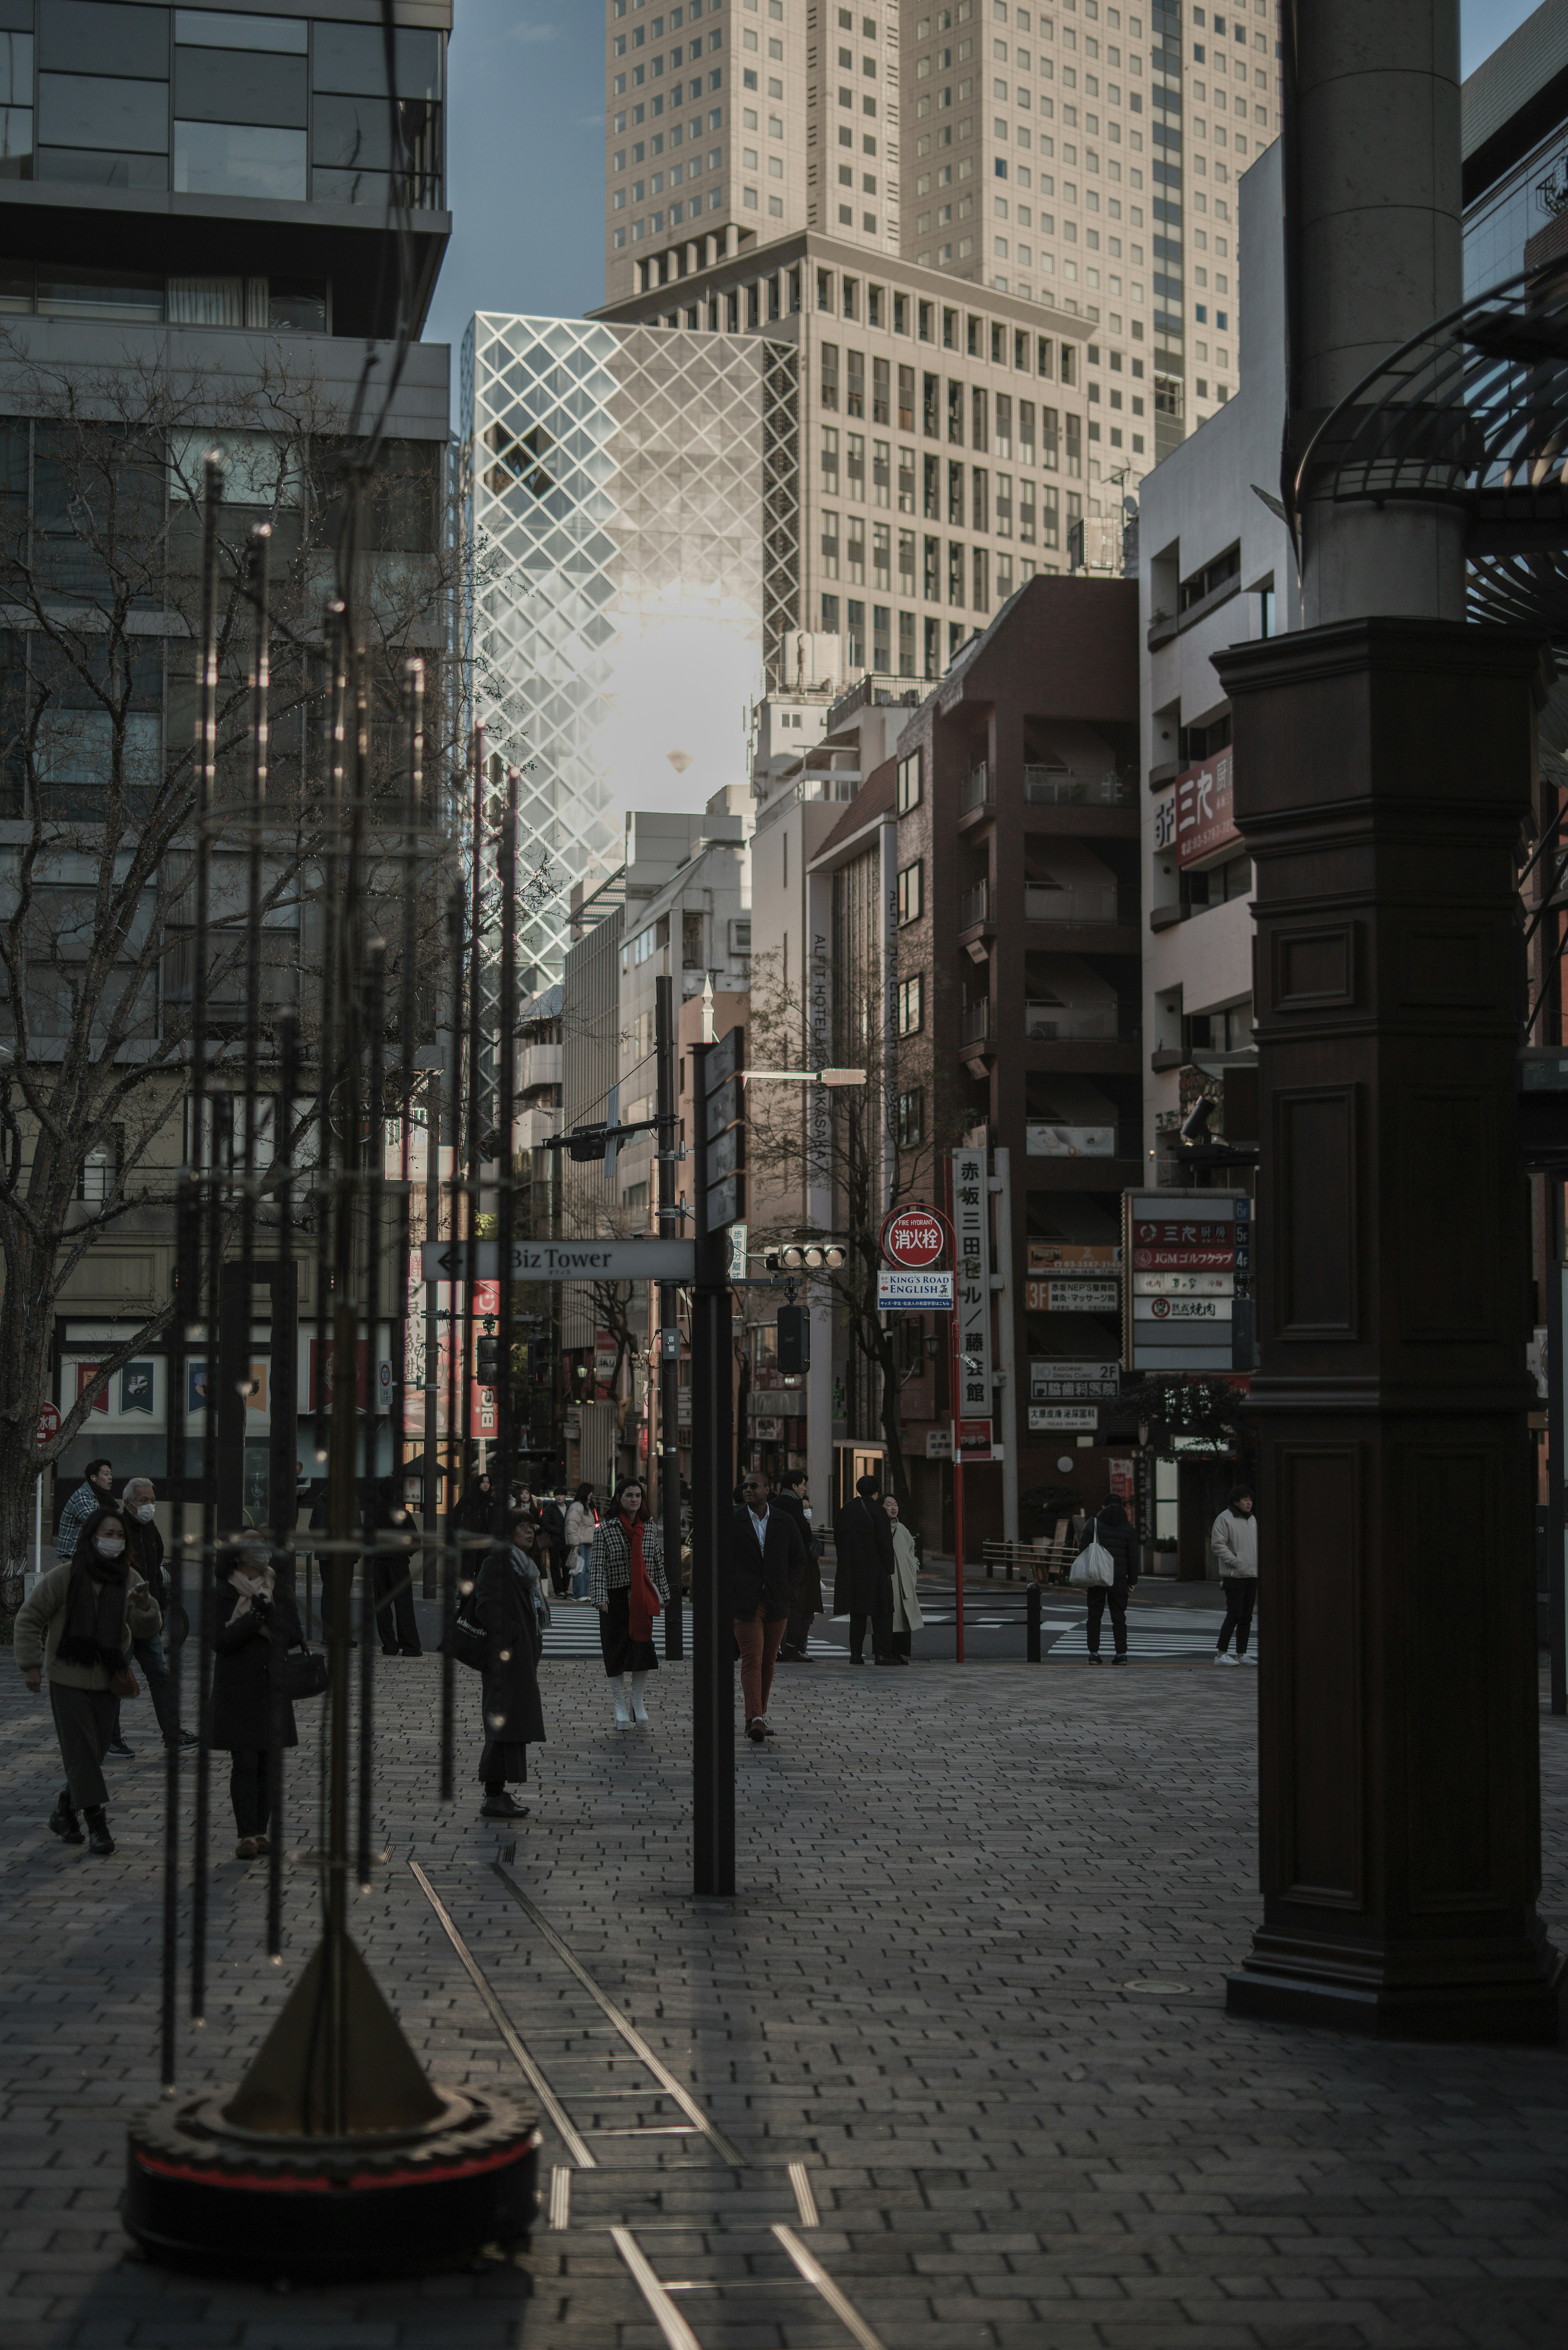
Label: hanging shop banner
xmin=951 ymin=1146 xmax=993 ymax=1424
xmin=1174 ymin=747 xmax=1238 ymax=867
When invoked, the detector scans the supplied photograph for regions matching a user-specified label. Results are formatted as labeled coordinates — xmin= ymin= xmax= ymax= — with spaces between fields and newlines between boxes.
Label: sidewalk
xmin=1 ymin=1650 xmax=1566 ymax=2346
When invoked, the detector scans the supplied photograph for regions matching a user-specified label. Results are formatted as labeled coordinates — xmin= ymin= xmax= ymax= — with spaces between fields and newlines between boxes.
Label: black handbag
xmin=442 ymin=1604 xmax=489 ymax=1674
xmin=284 ymin=1646 xmax=330 ymax=1701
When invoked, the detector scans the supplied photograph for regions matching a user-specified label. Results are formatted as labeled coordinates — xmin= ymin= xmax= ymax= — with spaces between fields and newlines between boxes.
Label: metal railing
xmin=1024 ymin=881 xmax=1119 ymax=924
xmin=1023 ymin=764 xmax=1134 ymax=806
xmin=1025 ymin=1001 xmax=1120 ymax=1040
xmin=959 ymin=878 xmax=989 ymax=929
xmin=960 ymin=997 xmax=990 ymax=1046
xmin=961 ymin=759 xmax=993 ymax=813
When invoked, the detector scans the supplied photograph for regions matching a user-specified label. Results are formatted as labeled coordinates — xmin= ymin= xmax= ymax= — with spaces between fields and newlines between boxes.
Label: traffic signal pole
xmin=655 ymin=975 xmax=683 ymax=1661
xmin=690 ymin=1039 xmax=735 ymax=1894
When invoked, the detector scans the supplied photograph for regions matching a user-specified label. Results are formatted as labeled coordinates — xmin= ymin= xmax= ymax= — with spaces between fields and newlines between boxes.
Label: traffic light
xmin=777 ymin=1304 xmax=810 ymax=1374
xmin=764 ymin=1242 xmax=846 ymax=1271
xmin=476 ymin=1335 xmax=501 ymax=1383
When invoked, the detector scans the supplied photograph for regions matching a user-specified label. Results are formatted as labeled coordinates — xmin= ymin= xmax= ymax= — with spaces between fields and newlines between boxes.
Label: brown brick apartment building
xmin=890 ymin=574 xmax=1141 ymax=1546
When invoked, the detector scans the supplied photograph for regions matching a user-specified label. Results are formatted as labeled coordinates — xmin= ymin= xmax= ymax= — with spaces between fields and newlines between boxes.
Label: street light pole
xmin=690 ymin=1038 xmax=735 ymax=1895
xmin=655 ymin=975 xmax=683 ymax=1660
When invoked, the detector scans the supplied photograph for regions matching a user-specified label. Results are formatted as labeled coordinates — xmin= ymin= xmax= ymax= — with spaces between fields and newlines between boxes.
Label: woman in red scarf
xmin=587 ymin=1476 xmax=668 ymax=1729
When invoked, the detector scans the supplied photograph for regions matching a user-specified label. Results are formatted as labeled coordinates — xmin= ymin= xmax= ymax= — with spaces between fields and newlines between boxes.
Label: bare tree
xmin=745 ymin=947 xmax=965 ymax=1517
xmin=0 ymin=341 xmax=461 ymax=1587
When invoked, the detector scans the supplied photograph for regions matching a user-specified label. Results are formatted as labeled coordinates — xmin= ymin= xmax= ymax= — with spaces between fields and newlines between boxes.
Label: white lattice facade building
xmin=463 ymin=312 xmax=799 ymax=984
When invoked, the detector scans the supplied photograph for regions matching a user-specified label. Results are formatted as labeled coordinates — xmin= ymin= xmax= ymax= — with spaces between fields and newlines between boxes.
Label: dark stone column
xmin=1214 ymin=617 xmax=1564 ymax=2042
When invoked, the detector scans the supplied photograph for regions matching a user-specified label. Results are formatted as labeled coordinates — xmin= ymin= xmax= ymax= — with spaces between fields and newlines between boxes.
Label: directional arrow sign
xmin=422 ymin=1239 xmax=697 ymax=1284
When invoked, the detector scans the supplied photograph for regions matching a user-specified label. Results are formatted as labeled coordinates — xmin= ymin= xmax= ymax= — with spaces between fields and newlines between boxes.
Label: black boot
xmin=84 ymin=1808 xmax=115 ymax=1856
xmin=48 ymin=1791 xmax=84 ymax=1845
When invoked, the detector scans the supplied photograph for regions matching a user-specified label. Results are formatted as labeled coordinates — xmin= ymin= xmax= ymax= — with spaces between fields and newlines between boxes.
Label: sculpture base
xmin=123 ymin=2087 xmax=540 ymax=2280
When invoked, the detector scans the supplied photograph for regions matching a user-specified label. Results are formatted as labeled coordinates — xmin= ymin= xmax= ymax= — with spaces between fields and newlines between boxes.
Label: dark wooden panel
xmin=1272 ymin=923 xmax=1357 ymax=1012
xmin=1280 ymin=1444 xmax=1362 ymax=1905
xmin=1397 ymin=1089 xmax=1499 ymax=1344
xmin=1396 ymin=923 xmax=1492 ymax=1008
xmin=1406 ymin=1444 xmax=1499 ymax=1909
xmin=1274 ymin=1086 xmax=1359 ymax=1339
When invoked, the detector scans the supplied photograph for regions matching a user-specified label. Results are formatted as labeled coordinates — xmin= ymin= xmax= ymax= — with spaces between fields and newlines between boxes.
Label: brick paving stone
xmin=1 ymin=1653 xmax=1566 ymax=2346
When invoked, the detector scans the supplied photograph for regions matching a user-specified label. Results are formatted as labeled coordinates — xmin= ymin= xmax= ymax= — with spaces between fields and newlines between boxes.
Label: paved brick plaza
xmin=2 ymin=1631 xmax=1566 ymax=2348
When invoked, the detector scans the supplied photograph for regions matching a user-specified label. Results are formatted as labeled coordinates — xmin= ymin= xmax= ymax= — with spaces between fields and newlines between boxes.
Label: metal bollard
xmin=1027 ymin=1580 xmax=1042 ymax=1664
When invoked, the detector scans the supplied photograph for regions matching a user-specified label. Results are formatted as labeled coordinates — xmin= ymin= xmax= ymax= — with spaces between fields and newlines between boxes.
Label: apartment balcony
xmin=960 ymin=997 xmax=991 ymax=1049
xmin=1025 ymin=1001 xmax=1119 ymax=1041
xmin=960 ymin=760 xmax=994 ymax=820
xmin=1023 ymin=764 xmax=1136 ymax=808
xmin=960 ymin=878 xmax=991 ymax=930
xmin=1024 ymin=880 xmax=1119 ymax=925
xmin=516 ymin=1105 xmax=561 ymax=1152
xmin=518 ymin=1040 xmax=562 ymax=1094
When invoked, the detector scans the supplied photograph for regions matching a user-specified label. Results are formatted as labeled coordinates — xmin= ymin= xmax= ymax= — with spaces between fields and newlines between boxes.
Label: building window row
xmin=0 ymin=10 xmax=443 ymax=209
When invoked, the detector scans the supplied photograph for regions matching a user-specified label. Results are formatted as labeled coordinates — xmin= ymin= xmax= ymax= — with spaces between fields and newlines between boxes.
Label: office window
xmin=873 ymin=354 xmax=890 ymax=425
xmin=897 ymin=974 xmax=924 ymax=1036
xmin=847 ymin=346 xmax=865 ymax=417
xmin=1065 ymin=413 xmax=1082 ymax=475
xmin=948 ymin=540 xmax=965 ymax=604
xmin=897 ymin=860 xmax=923 ymax=925
xmin=898 ymin=609 xmax=916 ymax=678
xmin=846 ymin=510 xmax=865 ymax=583
xmin=923 ymin=370 xmax=940 ymax=436
xmin=898 ymin=528 xmax=915 ymax=591
xmin=971 ymin=384 xmax=988 ymax=451
xmin=947 ymin=377 xmax=964 ymax=443
xmin=873 ymin=602 xmax=891 ymax=671
xmin=1019 ymin=479 xmax=1036 ymax=544
xmin=873 ymin=520 xmax=890 ymax=589
xmin=821 ymin=426 xmax=839 ymax=489
xmin=820 ymin=509 xmax=840 ymax=578
xmin=1041 ymin=405 xmax=1059 ymax=467
xmin=897 ymin=749 xmax=922 ymax=813
xmin=897 ymin=1088 xmax=925 ymax=1147
xmin=821 ymin=591 xmax=841 ymax=631
xmin=972 ymin=544 xmax=989 ymax=611
xmin=971 ymin=467 xmax=988 ymax=531
xmin=898 ymin=446 xmax=915 ymax=513
xmin=821 ymin=341 xmax=840 ymax=410
xmin=897 ymin=363 xmax=915 ymax=430
xmin=947 ymin=459 xmax=964 ymax=526
xmin=846 ymin=597 xmax=865 ymax=666
xmin=923 ymin=534 xmax=940 ymax=600
xmin=1042 ymin=486 xmax=1059 ymax=548
xmin=847 ymin=431 xmax=865 ymax=500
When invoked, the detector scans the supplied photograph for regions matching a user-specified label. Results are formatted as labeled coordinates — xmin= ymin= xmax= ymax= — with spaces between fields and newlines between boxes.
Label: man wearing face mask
xmin=108 ymin=1480 xmax=193 ymax=1757
xmin=15 ymin=1501 xmax=162 ymax=1854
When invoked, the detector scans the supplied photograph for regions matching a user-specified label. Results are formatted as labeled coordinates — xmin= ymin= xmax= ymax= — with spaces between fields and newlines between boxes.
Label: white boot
xmin=611 ymin=1676 xmax=631 ymax=1729
xmin=630 ymin=1671 xmax=649 ymax=1726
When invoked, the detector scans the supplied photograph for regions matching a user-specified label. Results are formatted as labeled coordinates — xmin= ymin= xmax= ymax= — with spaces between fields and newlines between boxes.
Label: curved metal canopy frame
xmin=1292 ymin=246 xmax=1568 ymax=642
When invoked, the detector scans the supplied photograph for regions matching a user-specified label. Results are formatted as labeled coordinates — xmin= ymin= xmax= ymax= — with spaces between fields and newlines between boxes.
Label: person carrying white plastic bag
xmin=1071 ymin=1497 xmax=1139 ymax=1663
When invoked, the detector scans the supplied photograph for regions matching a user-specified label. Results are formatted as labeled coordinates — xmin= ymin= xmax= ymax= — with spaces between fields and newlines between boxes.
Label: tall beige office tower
xmin=604 ymin=0 xmax=1280 ymax=475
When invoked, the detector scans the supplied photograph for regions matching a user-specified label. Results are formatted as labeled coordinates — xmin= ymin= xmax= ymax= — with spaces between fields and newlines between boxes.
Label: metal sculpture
xmin=121 ymin=454 xmax=541 ymax=2280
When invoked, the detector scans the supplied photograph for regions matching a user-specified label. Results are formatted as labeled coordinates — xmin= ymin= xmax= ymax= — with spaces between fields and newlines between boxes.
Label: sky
xmin=425 ymin=0 xmax=1554 ymax=384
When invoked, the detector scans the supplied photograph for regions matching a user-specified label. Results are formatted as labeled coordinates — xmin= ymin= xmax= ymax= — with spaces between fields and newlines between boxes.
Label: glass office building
xmin=462 ymin=313 xmax=798 ymax=987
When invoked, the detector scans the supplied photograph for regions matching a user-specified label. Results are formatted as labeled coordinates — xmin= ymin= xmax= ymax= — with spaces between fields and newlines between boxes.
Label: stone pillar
xmin=1294 ymin=0 xmax=1467 ymax=625
xmin=1214 ymin=618 xmax=1562 ymax=2040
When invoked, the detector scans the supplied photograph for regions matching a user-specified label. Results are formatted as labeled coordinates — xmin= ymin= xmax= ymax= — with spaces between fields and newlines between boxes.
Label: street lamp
xmin=742 ymin=1068 xmax=868 ymax=1087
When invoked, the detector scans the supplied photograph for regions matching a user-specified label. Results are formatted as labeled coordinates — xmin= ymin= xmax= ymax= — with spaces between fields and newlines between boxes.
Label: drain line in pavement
xmin=492 ymin=1860 xmax=745 ymax=2167
xmin=408 ymin=1858 xmax=596 ymax=2165
xmin=610 ymin=2227 xmax=704 ymax=2350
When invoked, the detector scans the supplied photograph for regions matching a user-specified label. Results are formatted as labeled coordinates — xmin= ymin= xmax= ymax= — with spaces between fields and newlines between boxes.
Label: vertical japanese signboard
xmin=951 ymin=1146 xmax=993 ymax=1438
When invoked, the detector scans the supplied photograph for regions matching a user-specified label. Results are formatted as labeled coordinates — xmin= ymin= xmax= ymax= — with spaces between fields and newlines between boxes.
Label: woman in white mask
xmin=15 ymin=1503 xmax=162 ymax=1855
xmin=107 ymin=1479 xmax=192 ymax=1757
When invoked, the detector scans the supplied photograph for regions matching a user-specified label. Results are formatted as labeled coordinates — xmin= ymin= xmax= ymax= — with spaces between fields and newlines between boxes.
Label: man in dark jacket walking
xmin=364 ymin=1477 xmax=422 ymax=1656
xmin=833 ymin=1472 xmax=897 ymax=1664
xmin=1076 ymin=1496 xmax=1139 ymax=1663
xmin=773 ymin=1469 xmax=821 ymax=1661
xmin=733 ymin=1471 xmax=808 ymax=1738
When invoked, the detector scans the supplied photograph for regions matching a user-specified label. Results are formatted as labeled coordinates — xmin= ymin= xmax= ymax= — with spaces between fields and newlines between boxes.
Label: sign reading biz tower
xmin=1121 ymin=1190 xmax=1254 ymax=1375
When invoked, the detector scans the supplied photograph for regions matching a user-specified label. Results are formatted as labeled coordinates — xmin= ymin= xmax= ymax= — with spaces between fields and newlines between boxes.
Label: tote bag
xmin=1069 ymin=1533 xmax=1116 ymax=1589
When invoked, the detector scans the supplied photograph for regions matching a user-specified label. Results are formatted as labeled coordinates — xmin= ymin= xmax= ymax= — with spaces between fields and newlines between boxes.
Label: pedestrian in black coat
xmin=365 ymin=1476 xmax=422 ymax=1656
xmin=833 ymin=1474 xmax=898 ymax=1664
xmin=473 ymin=1511 xmax=549 ymax=1819
xmin=209 ymin=1545 xmax=304 ymax=1857
xmin=773 ymin=1471 xmax=822 ymax=1661
xmin=1076 ymin=1496 xmax=1140 ymax=1663
xmin=733 ymin=1472 xmax=808 ymax=1738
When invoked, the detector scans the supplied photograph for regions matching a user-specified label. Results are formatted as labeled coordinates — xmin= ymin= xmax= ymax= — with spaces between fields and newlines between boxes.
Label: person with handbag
xmin=209 ymin=1538 xmax=305 ymax=1860
xmin=564 ymin=1484 xmax=598 ymax=1598
xmin=15 ymin=1501 xmax=162 ymax=1855
xmin=1074 ymin=1495 xmax=1139 ymax=1663
xmin=108 ymin=1478 xmax=194 ymax=1757
xmin=1211 ymin=1488 xmax=1259 ymax=1665
xmin=586 ymin=1476 xmax=668 ymax=1728
xmin=473 ymin=1509 xmax=550 ymax=1819
xmin=883 ymin=1493 xmax=923 ymax=1665
xmin=832 ymin=1473 xmax=898 ymax=1665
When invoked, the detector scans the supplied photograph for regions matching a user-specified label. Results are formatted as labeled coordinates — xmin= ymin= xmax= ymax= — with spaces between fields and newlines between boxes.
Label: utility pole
xmin=991 ymin=1147 xmax=1019 ymax=1547
xmin=655 ymin=975 xmax=683 ymax=1659
xmin=690 ymin=1032 xmax=737 ymax=1896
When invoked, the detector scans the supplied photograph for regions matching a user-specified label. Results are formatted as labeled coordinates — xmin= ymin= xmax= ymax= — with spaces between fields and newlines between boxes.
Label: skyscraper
xmin=602 ymin=0 xmax=1282 ymax=469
